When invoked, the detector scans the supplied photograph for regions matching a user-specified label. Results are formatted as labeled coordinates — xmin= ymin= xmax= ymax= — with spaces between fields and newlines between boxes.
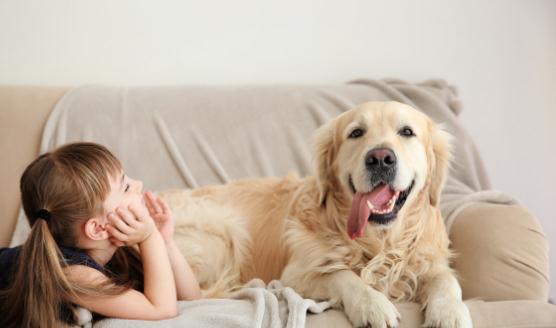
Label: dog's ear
xmin=313 ymin=121 xmax=337 ymax=206
xmin=428 ymin=123 xmax=452 ymax=207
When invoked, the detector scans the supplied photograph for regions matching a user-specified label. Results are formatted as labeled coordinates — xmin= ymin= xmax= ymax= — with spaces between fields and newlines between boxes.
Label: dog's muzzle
xmin=365 ymin=147 xmax=396 ymax=186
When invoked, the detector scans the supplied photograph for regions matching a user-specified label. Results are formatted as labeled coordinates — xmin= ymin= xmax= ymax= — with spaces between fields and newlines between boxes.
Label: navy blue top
xmin=0 ymin=245 xmax=108 ymax=290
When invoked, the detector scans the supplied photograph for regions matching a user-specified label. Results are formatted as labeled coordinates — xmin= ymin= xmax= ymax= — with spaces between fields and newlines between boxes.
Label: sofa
xmin=1 ymin=80 xmax=555 ymax=327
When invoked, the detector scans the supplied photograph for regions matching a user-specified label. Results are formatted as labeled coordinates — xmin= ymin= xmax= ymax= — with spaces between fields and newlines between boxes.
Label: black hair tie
xmin=36 ymin=209 xmax=52 ymax=222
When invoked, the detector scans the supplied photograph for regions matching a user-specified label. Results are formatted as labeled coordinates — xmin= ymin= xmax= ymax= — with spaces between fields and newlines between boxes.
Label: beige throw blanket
xmin=83 ymin=279 xmax=329 ymax=328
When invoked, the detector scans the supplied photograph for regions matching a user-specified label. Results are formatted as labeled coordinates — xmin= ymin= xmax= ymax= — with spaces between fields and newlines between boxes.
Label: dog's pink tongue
xmin=347 ymin=192 xmax=370 ymax=239
xmin=347 ymin=185 xmax=395 ymax=239
xmin=367 ymin=184 xmax=395 ymax=209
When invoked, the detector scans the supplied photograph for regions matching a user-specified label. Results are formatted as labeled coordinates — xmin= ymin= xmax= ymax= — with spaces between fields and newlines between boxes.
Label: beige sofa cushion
xmin=451 ymin=203 xmax=550 ymax=301
xmin=307 ymin=301 xmax=556 ymax=328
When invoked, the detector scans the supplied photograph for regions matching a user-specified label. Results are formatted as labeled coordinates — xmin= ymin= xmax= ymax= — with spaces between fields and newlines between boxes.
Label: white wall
xmin=1 ymin=0 xmax=555 ymax=299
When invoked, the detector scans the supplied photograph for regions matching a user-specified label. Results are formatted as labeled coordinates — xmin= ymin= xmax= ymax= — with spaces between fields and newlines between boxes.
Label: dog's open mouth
xmin=347 ymin=177 xmax=414 ymax=239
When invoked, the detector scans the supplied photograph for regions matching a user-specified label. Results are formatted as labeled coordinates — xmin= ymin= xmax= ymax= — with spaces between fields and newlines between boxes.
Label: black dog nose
xmin=365 ymin=148 xmax=397 ymax=168
xmin=365 ymin=148 xmax=397 ymax=185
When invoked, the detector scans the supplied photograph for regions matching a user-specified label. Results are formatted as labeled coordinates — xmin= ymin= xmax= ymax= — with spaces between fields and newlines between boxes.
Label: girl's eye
xmin=349 ymin=128 xmax=365 ymax=139
xmin=124 ymin=184 xmax=130 ymax=192
xmin=398 ymin=126 xmax=415 ymax=137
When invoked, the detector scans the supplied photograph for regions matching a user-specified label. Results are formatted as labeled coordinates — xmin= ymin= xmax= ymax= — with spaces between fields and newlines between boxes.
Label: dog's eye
xmin=399 ymin=126 xmax=415 ymax=137
xmin=348 ymin=128 xmax=365 ymax=139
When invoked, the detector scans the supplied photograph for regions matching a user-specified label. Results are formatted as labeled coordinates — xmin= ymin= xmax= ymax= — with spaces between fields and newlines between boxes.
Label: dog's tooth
xmin=367 ymin=200 xmax=375 ymax=210
xmin=387 ymin=198 xmax=395 ymax=208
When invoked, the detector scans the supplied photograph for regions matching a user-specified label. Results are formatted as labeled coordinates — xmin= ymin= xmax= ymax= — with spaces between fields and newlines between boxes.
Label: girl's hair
xmin=0 ymin=142 xmax=143 ymax=328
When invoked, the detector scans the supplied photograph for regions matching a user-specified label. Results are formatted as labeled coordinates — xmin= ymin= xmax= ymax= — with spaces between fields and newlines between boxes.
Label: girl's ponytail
xmin=0 ymin=219 xmax=76 ymax=328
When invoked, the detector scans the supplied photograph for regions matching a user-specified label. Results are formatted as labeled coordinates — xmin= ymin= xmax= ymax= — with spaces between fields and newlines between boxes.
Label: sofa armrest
xmin=449 ymin=202 xmax=550 ymax=301
xmin=0 ymin=86 xmax=67 ymax=247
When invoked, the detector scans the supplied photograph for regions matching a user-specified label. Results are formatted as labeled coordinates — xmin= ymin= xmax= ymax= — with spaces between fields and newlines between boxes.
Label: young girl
xmin=0 ymin=142 xmax=201 ymax=327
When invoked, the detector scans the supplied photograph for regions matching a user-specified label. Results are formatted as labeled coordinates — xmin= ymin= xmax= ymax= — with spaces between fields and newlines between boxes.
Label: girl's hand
xmin=107 ymin=202 xmax=155 ymax=247
xmin=144 ymin=191 xmax=175 ymax=244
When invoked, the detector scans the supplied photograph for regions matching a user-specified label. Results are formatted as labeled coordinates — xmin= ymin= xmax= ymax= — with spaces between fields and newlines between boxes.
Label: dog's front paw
xmin=423 ymin=298 xmax=472 ymax=328
xmin=344 ymin=287 xmax=400 ymax=328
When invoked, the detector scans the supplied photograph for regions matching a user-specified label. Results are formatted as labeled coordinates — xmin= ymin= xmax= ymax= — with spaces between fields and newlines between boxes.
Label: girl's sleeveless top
xmin=0 ymin=245 xmax=108 ymax=290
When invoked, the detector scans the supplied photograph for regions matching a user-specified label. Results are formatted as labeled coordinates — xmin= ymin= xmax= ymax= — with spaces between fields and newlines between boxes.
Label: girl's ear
xmin=84 ymin=217 xmax=110 ymax=241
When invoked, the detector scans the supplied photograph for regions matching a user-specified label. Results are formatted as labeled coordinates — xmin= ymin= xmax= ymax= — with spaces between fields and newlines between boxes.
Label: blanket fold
xmin=87 ymin=280 xmax=330 ymax=328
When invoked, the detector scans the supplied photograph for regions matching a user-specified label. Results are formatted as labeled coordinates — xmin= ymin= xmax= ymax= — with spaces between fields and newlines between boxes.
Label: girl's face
xmin=103 ymin=170 xmax=145 ymax=217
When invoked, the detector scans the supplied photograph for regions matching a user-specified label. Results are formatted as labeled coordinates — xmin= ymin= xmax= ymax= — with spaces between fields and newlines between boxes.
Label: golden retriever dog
xmin=160 ymin=101 xmax=472 ymax=327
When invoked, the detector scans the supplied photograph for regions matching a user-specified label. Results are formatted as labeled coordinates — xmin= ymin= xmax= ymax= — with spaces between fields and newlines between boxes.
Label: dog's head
xmin=314 ymin=101 xmax=451 ymax=238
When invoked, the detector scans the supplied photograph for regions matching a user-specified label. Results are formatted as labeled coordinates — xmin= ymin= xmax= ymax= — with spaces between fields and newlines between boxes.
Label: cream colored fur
xmin=161 ymin=101 xmax=472 ymax=327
